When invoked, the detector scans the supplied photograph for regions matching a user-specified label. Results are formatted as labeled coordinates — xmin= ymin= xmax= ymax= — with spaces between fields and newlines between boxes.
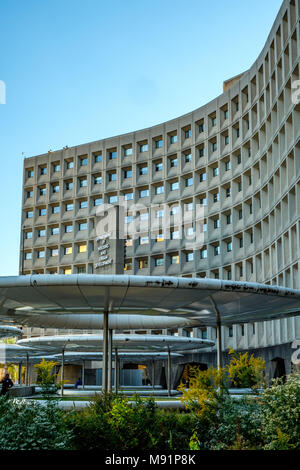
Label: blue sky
xmin=0 ymin=0 xmax=283 ymax=275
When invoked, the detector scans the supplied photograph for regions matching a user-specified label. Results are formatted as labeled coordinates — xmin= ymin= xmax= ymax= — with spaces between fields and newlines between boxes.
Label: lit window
xmin=156 ymin=232 xmax=164 ymax=242
xmin=64 ymin=268 xmax=72 ymax=275
xmin=79 ymin=244 xmax=87 ymax=253
xmin=170 ymin=255 xmax=179 ymax=264
xmin=138 ymin=259 xmax=148 ymax=269
xmin=184 ymin=129 xmax=192 ymax=139
xmin=64 ymin=246 xmax=72 ymax=255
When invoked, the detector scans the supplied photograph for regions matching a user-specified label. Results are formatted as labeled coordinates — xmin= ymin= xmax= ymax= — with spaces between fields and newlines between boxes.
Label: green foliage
xmin=178 ymin=366 xmax=228 ymax=421
xmin=65 ymin=392 xmax=196 ymax=451
xmin=260 ymin=374 xmax=300 ymax=450
xmin=0 ymin=397 xmax=73 ymax=450
xmin=34 ymin=358 xmax=61 ymax=397
xmin=227 ymin=348 xmax=266 ymax=388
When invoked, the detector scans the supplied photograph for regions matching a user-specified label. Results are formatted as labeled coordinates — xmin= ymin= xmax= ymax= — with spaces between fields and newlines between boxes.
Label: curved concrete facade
xmin=20 ymin=0 xmax=300 ymax=376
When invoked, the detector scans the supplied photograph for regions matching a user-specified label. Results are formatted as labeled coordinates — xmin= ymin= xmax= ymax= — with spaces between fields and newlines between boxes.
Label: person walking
xmin=0 ymin=373 xmax=14 ymax=396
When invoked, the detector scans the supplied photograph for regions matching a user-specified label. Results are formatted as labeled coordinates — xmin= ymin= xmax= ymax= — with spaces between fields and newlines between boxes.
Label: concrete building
xmin=19 ymin=0 xmax=300 ymax=381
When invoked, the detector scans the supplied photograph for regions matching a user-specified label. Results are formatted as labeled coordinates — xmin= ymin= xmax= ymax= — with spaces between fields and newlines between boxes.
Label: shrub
xmin=0 ymin=398 xmax=73 ymax=450
xmin=227 ymin=348 xmax=266 ymax=388
xmin=34 ymin=358 xmax=60 ymax=396
xmin=260 ymin=374 xmax=300 ymax=450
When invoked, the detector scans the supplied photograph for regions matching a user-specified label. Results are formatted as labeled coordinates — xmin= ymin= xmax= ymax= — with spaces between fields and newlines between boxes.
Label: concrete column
xmin=152 ymin=359 xmax=155 ymax=391
xmin=167 ymin=347 xmax=171 ymax=397
xmin=82 ymin=360 xmax=85 ymax=390
xmin=210 ymin=296 xmax=223 ymax=369
xmin=102 ymin=311 xmax=109 ymax=392
xmin=114 ymin=348 xmax=119 ymax=394
xmin=108 ymin=329 xmax=113 ymax=392
xmin=61 ymin=348 xmax=65 ymax=397
xmin=18 ymin=362 xmax=22 ymax=385
xmin=26 ymin=353 xmax=29 ymax=386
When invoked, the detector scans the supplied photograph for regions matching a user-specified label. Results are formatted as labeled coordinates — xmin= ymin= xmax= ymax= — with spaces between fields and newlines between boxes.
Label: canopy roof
xmin=0 ymin=325 xmax=23 ymax=339
xmin=17 ymin=333 xmax=214 ymax=353
xmin=0 ymin=274 xmax=300 ymax=327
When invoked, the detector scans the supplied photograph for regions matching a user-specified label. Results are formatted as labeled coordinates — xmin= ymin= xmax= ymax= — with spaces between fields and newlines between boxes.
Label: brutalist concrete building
xmin=19 ymin=0 xmax=300 ymax=381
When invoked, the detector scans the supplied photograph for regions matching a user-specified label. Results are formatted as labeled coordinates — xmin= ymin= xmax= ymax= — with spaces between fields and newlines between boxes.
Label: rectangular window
xmin=38 ymin=229 xmax=46 ymax=237
xmin=124 ymin=147 xmax=133 ymax=156
xmin=65 ymin=225 xmax=73 ymax=233
xmin=140 ymin=236 xmax=149 ymax=245
xmin=171 ymin=255 xmax=179 ymax=264
xmin=80 ymin=157 xmax=88 ymax=166
xmin=211 ymin=117 xmax=217 ymax=127
xmin=94 ymin=153 xmax=102 ymax=163
xmin=94 ymin=198 xmax=103 ymax=206
xmin=109 ymin=151 xmax=117 ymax=159
xmin=52 ymin=205 xmax=60 ymax=214
xmin=64 ymin=246 xmax=72 ymax=255
xmin=200 ymin=249 xmax=207 ymax=259
xmin=155 ymin=185 xmax=164 ymax=195
xmin=212 ymin=142 xmax=217 ymax=152
xmin=80 ymin=200 xmax=88 ymax=209
xmin=53 ymin=164 xmax=60 ymax=172
xmin=94 ymin=176 xmax=102 ymax=184
xmin=171 ymin=181 xmax=179 ymax=191
xmin=213 ymin=167 xmax=219 ymax=177
xmin=66 ymin=203 xmax=73 ymax=211
xmin=139 ymin=189 xmax=149 ymax=198
xmin=40 ymin=167 xmax=47 ymax=175
xmin=227 ymin=241 xmax=232 ymax=252
xmin=155 ymin=139 xmax=163 ymax=149
xmin=140 ymin=144 xmax=148 ymax=153
xmin=154 ymin=257 xmax=164 ymax=266
xmin=109 ymin=195 xmax=117 ymax=204
xmin=25 ymin=231 xmax=32 ymax=239
xmin=108 ymin=173 xmax=117 ymax=182
xmin=40 ymin=187 xmax=46 ymax=196
xmin=185 ymin=177 xmax=193 ymax=187
xmin=66 ymin=160 xmax=74 ymax=169
xmin=65 ymin=181 xmax=73 ymax=190
xmin=51 ymin=227 xmax=59 ymax=235
xmin=214 ymin=245 xmax=220 ymax=256
xmin=79 ymin=179 xmax=88 ymax=187
xmin=27 ymin=169 xmax=34 ymax=178
xmin=52 ymin=185 xmax=60 ymax=193
xmin=51 ymin=248 xmax=59 ymax=257
xmin=139 ymin=166 xmax=148 ymax=175
xmin=170 ymin=158 xmax=178 ymax=167
xmin=184 ymin=129 xmax=192 ymax=139
xmin=170 ymin=135 xmax=178 ymax=144
xmin=79 ymin=223 xmax=87 ymax=231
xmin=124 ymin=170 xmax=132 ymax=178
xmin=37 ymin=250 xmax=45 ymax=258
xmin=25 ymin=252 xmax=32 ymax=260
xmin=39 ymin=208 xmax=47 ymax=216
xmin=124 ymin=192 xmax=133 ymax=201
xmin=155 ymin=162 xmax=163 ymax=172
xmin=186 ymin=252 xmax=194 ymax=262
xmin=79 ymin=244 xmax=87 ymax=253
xmin=184 ymin=153 xmax=192 ymax=163
xmin=213 ymin=192 xmax=219 ymax=203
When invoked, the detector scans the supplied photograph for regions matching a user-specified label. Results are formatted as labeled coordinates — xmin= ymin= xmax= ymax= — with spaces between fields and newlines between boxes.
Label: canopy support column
xmin=108 ymin=329 xmax=113 ymax=392
xmin=152 ymin=359 xmax=155 ymax=391
xmin=102 ymin=310 xmax=109 ymax=393
xmin=114 ymin=348 xmax=119 ymax=394
xmin=82 ymin=360 xmax=85 ymax=390
xmin=18 ymin=362 xmax=22 ymax=385
xmin=61 ymin=348 xmax=65 ymax=397
xmin=26 ymin=353 xmax=29 ymax=386
xmin=210 ymin=296 xmax=223 ymax=370
xmin=167 ymin=347 xmax=171 ymax=397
